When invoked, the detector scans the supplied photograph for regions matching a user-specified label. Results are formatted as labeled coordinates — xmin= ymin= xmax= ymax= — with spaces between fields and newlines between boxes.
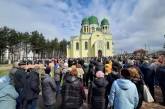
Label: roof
xmin=101 ymin=18 xmax=109 ymax=25
xmin=89 ymin=16 xmax=99 ymax=25
xmin=81 ymin=17 xmax=89 ymax=25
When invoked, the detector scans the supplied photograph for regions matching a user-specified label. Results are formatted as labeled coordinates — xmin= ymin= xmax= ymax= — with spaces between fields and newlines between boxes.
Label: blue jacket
xmin=0 ymin=80 xmax=18 ymax=109
xmin=157 ymin=66 xmax=165 ymax=87
xmin=140 ymin=63 xmax=155 ymax=85
xmin=108 ymin=79 xmax=139 ymax=109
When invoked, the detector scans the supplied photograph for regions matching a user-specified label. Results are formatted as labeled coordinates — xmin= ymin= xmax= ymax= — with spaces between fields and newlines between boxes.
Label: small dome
xmin=81 ymin=17 xmax=89 ymax=25
xmin=89 ymin=16 xmax=99 ymax=25
xmin=101 ymin=18 xmax=109 ymax=26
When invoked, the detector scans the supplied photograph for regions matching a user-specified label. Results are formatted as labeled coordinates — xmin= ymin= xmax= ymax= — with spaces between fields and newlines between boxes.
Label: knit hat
xmin=96 ymin=71 xmax=104 ymax=78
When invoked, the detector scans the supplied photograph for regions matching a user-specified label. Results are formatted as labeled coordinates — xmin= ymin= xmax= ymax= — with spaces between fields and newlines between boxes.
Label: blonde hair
xmin=128 ymin=67 xmax=140 ymax=78
xmin=70 ymin=65 xmax=78 ymax=76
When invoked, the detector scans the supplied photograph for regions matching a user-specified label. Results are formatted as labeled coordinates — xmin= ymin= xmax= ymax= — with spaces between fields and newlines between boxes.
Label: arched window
xmin=85 ymin=41 xmax=88 ymax=50
xmin=107 ymin=42 xmax=110 ymax=49
xmin=76 ymin=42 xmax=79 ymax=50
xmin=92 ymin=27 xmax=95 ymax=32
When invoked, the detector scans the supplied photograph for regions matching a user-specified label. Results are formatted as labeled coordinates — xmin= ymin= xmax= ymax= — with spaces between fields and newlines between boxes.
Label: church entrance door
xmin=98 ymin=50 xmax=102 ymax=57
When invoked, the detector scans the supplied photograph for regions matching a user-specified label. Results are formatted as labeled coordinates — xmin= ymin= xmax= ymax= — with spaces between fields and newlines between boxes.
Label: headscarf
xmin=96 ymin=71 xmax=104 ymax=78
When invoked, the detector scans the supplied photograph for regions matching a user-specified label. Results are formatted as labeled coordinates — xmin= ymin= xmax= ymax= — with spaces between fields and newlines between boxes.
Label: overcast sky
xmin=0 ymin=0 xmax=165 ymax=53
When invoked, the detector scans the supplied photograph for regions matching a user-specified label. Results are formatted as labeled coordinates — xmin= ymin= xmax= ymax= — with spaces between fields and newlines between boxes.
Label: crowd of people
xmin=0 ymin=55 xmax=165 ymax=109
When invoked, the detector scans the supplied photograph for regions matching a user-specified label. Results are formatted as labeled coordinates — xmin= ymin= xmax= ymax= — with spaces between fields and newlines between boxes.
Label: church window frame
xmin=92 ymin=27 xmax=95 ymax=32
xmin=76 ymin=42 xmax=79 ymax=50
xmin=85 ymin=41 xmax=88 ymax=50
xmin=107 ymin=41 xmax=110 ymax=49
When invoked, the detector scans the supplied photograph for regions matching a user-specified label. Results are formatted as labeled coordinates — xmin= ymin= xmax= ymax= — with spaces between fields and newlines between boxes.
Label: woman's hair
xmin=128 ymin=67 xmax=140 ymax=79
xmin=120 ymin=68 xmax=131 ymax=79
xmin=70 ymin=65 xmax=78 ymax=76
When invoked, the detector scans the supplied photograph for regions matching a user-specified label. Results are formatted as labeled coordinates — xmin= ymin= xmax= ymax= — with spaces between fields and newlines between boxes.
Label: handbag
xmin=143 ymin=84 xmax=154 ymax=102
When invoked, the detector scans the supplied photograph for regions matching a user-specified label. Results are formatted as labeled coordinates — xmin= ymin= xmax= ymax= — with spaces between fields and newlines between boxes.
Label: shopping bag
xmin=143 ymin=84 xmax=154 ymax=102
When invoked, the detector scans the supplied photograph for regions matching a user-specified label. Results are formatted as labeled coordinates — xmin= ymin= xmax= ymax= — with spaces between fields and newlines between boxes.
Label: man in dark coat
xmin=41 ymin=72 xmax=56 ymax=109
xmin=140 ymin=62 xmax=155 ymax=98
xmin=61 ymin=67 xmax=86 ymax=109
xmin=86 ymin=60 xmax=95 ymax=87
xmin=95 ymin=59 xmax=104 ymax=72
xmin=157 ymin=65 xmax=165 ymax=106
xmin=105 ymin=66 xmax=120 ymax=109
xmin=13 ymin=68 xmax=27 ymax=109
xmin=25 ymin=70 xmax=40 ymax=109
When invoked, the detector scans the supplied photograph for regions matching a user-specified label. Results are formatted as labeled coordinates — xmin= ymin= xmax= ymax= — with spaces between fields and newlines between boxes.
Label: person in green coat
xmin=0 ymin=76 xmax=18 ymax=109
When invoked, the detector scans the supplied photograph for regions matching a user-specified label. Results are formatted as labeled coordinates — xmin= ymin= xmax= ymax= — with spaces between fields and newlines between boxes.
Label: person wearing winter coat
xmin=140 ymin=61 xmax=156 ymax=99
xmin=88 ymin=71 xmax=108 ymax=109
xmin=25 ymin=70 xmax=40 ymax=109
xmin=41 ymin=72 xmax=56 ymax=109
xmin=95 ymin=59 xmax=104 ymax=72
xmin=105 ymin=66 xmax=120 ymax=109
xmin=86 ymin=61 xmax=95 ymax=88
xmin=128 ymin=67 xmax=144 ymax=109
xmin=76 ymin=64 xmax=85 ymax=80
xmin=54 ymin=64 xmax=61 ymax=95
xmin=0 ymin=76 xmax=18 ymax=109
xmin=108 ymin=68 xmax=139 ymax=109
xmin=13 ymin=68 xmax=27 ymax=109
xmin=157 ymin=65 xmax=165 ymax=106
xmin=61 ymin=63 xmax=69 ymax=86
xmin=61 ymin=66 xmax=86 ymax=109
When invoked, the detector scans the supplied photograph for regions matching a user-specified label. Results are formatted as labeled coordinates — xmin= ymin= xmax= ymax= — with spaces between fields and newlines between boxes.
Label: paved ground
xmin=0 ymin=65 xmax=165 ymax=109
xmin=38 ymin=88 xmax=165 ymax=109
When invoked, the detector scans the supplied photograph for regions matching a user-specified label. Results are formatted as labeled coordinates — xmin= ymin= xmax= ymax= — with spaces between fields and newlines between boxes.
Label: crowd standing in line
xmin=0 ymin=54 xmax=165 ymax=109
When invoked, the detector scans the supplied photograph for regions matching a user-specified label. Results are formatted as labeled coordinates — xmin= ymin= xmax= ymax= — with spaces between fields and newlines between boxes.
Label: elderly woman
xmin=0 ymin=76 xmax=18 ymax=109
xmin=88 ymin=71 xmax=108 ymax=109
xmin=61 ymin=65 xmax=86 ymax=109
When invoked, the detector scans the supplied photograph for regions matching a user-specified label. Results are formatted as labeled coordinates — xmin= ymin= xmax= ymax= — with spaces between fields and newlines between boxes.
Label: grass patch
xmin=0 ymin=64 xmax=12 ymax=67
xmin=0 ymin=69 xmax=9 ymax=77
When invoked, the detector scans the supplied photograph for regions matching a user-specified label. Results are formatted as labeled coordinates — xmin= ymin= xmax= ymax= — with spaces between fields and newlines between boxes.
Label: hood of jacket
xmin=116 ymin=79 xmax=132 ymax=90
xmin=0 ymin=82 xmax=18 ymax=99
xmin=94 ymin=78 xmax=108 ymax=87
xmin=41 ymin=74 xmax=50 ymax=80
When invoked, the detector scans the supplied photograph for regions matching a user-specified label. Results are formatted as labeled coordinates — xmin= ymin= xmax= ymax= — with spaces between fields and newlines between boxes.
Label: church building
xmin=67 ymin=16 xmax=113 ymax=58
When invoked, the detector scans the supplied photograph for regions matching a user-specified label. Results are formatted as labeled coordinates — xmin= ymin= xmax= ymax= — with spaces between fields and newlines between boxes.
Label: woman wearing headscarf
xmin=88 ymin=71 xmax=108 ymax=109
xmin=61 ymin=65 xmax=86 ymax=109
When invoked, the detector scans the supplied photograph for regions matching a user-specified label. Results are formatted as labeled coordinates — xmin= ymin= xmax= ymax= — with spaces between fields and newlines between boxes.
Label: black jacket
xmin=25 ymin=71 xmax=40 ymax=101
xmin=157 ymin=66 xmax=165 ymax=87
xmin=41 ymin=74 xmax=56 ymax=105
xmin=105 ymin=71 xmax=120 ymax=96
xmin=62 ymin=75 xmax=86 ymax=109
xmin=89 ymin=78 xmax=108 ymax=109
xmin=140 ymin=63 xmax=155 ymax=86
